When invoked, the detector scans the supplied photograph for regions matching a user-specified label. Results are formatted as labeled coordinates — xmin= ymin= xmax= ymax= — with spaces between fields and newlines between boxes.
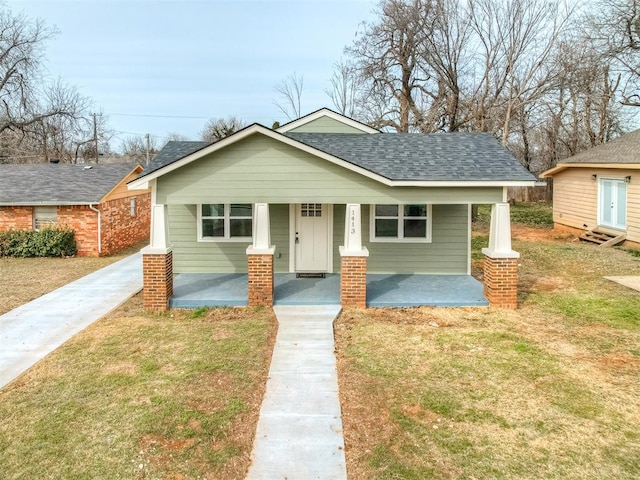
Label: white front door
xmin=599 ymin=179 xmax=627 ymax=230
xmin=294 ymin=203 xmax=331 ymax=272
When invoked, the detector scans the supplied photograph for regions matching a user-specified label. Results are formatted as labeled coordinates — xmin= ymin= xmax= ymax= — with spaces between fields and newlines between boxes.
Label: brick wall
xmin=247 ymin=254 xmax=274 ymax=307
xmin=341 ymin=256 xmax=367 ymax=308
xmin=483 ymin=256 xmax=519 ymax=309
xmin=57 ymin=205 xmax=100 ymax=256
xmin=100 ymin=193 xmax=151 ymax=255
xmin=0 ymin=206 xmax=33 ymax=231
xmin=143 ymin=252 xmax=173 ymax=311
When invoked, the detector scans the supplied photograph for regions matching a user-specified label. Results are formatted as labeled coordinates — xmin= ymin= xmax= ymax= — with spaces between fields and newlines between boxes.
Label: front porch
xmin=169 ymin=273 xmax=488 ymax=308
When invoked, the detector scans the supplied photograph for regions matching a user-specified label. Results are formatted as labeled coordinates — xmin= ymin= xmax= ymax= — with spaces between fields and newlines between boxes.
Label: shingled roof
xmin=0 ymin=163 xmax=141 ymax=205
xmin=287 ymin=132 xmax=534 ymax=181
xmin=140 ymin=129 xmax=535 ymax=183
xmin=558 ymin=129 xmax=640 ymax=165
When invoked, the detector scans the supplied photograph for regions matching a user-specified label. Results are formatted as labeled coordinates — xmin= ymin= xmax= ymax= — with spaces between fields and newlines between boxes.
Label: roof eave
xmin=541 ymin=162 xmax=640 ymax=178
xmin=0 ymin=201 xmax=101 ymax=206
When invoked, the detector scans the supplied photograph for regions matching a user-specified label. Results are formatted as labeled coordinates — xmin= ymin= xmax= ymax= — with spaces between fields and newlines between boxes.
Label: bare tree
xmin=120 ymin=135 xmax=158 ymax=163
xmin=326 ymin=60 xmax=363 ymax=118
xmin=587 ymin=0 xmax=640 ymax=106
xmin=273 ymin=72 xmax=304 ymax=121
xmin=0 ymin=6 xmax=83 ymax=136
xmin=346 ymin=0 xmax=438 ymax=132
xmin=199 ymin=116 xmax=246 ymax=141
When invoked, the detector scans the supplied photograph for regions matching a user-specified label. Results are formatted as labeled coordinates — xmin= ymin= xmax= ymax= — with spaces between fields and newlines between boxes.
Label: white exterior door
xmin=294 ymin=203 xmax=331 ymax=272
xmin=599 ymin=179 xmax=627 ymax=230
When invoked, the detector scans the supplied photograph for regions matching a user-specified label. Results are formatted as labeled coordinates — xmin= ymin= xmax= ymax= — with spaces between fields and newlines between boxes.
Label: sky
xmin=7 ymin=0 xmax=378 ymax=149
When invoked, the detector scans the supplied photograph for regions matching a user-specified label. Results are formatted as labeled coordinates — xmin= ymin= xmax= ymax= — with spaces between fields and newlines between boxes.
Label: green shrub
xmin=0 ymin=228 xmax=77 ymax=257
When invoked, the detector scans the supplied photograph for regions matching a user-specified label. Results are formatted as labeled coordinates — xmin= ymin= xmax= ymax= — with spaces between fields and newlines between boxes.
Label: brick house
xmin=0 ymin=163 xmax=150 ymax=256
xmin=128 ymin=109 xmax=537 ymax=311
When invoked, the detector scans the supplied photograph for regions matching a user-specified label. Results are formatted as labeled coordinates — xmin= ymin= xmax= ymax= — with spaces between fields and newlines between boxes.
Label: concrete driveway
xmin=0 ymin=253 xmax=142 ymax=390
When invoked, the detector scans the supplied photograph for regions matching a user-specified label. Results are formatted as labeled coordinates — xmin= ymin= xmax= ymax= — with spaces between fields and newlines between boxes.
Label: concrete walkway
xmin=0 ymin=253 xmax=142 ymax=390
xmin=247 ymin=305 xmax=347 ymax=480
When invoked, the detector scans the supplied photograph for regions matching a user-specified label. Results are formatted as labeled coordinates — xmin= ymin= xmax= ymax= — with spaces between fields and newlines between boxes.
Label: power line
xmin=106 ymin=113 xmax=210 ymax=119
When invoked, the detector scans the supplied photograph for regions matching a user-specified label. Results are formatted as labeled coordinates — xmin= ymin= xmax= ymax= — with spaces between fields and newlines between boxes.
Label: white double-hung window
xmin=198 ymin=204 xmax=253 ymax=241
xmin=370 ymin=204 xmax=431 ymax=242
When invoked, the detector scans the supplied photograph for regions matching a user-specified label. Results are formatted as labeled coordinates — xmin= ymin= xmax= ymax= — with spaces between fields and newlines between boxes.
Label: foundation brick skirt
xmin=341 ymin=256 xmax=367 ymax=308
xmin=248 ymin=254 xmax=274 ymax=307
xmin=483 ymin=255 xmax=518 ymax=309
xmin=143 ymin=252 xmax=173 ymax=311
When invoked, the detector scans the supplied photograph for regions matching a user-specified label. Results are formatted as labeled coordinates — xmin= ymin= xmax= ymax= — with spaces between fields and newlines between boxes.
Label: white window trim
xmin=197 ymin=203 xmax=253 ymax=242
xmin=369 ymin=203 xmax=432 ymax=243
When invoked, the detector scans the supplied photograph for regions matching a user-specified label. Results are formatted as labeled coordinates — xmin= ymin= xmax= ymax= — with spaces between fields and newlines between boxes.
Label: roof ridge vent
xmin=83 ymin=165 xmax=93 ymax=170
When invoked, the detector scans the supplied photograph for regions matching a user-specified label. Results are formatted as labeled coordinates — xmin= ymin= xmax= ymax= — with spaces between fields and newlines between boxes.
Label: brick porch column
xmin=142 ymin=202 xmax=173 ymax=311
xmin=482 ymin=203 xmax=520 ymax=309
xmin=340 ymin=204 xmax=369 ymax=308
xmin=142 ymin=250 xmax=173 ymax=311
xmin=247 ymin=203 xmax=275 ymax=307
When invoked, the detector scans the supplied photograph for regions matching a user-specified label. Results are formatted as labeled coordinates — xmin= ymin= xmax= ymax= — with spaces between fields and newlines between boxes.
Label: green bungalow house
xmin=128 ymin=108 xmax=536 ymax=311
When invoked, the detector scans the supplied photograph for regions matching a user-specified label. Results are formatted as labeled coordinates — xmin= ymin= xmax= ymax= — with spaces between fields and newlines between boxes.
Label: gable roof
xmin=0 ymin=163 xmax=143 ymax=206
xmin=541 ymin=129 xmax=640 ymax=177
xmin=287 ymin=132 xmax=534 ymax=182
xmin=276 ymin=107 xmax=379 ymax=134
xmin=131 ymin=125 xmax=535 ymax=188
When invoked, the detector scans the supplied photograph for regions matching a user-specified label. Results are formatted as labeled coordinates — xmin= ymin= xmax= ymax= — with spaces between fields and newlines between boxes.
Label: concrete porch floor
xmin=169 ymin=273 xmax=488 ymax=308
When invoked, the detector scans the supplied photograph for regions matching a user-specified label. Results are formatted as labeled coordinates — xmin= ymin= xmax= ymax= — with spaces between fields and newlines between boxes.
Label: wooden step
xmin=580 ymin=229 xmax=626 ymax=247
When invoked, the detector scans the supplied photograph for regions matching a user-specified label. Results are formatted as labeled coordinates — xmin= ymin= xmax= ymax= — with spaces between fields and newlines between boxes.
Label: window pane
xmin=405 ymin=204 xmax=426 ymax=217
xmin=230 ymin=218 xmax=252 ymax=237
xmin=404 ymin=219 xmax=427 ymax=237
xmin=230 ymin=204 xmax=252 ymax=217
xmin=375 ymin=204 xmax=398 ymax=216
xmin=202 ymin=204 xmax=224 ymax=217
xmin=202 ymin=218 xmax=224 ymax=237
xmin=375 ymin=219 xmax=398 ymax=237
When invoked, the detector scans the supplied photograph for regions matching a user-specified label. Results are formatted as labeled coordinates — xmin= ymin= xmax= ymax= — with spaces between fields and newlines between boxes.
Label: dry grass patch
xmin=0 ymin=241 xmax=148 ymax=315
xmin=337 ymin=228 xmax=640 ymax=479
xmin=0 ymin=297 xmax=276 ymax=480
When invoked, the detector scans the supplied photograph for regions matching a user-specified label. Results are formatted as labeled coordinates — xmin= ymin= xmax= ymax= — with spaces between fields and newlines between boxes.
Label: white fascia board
xmin=276 ymin=108 xmax=379 ymax=134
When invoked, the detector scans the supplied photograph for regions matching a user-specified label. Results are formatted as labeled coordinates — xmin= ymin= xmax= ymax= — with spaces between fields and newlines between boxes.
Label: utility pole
xmin=145 ymin=133 xmax=150 ymax=166
xmin=92 ymin=113 xmax=98 ymax=163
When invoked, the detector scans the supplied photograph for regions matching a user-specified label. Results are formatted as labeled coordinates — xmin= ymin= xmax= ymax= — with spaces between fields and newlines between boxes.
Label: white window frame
xmin=33 ymin=206 xmax=58 ymax=231
xmin=369 ymin=204 xmax=432 ymax=243
xmin=197 ymin=203 xmax=253 ymax=242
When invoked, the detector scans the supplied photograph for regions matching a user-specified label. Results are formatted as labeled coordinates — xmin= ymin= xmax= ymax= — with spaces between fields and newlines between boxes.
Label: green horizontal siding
xmin=333 ymin=204 xmax=469 ymax=274
xmin=156 ymin=134 xmax=504 ymax=205
xmin=168 ymin=204 xmax=248 ymax=273
xmin=168 ymin=203 xmax=468 ymax=275
xmin=169 ymin=203 xmax=291 ymax=274
xmin=286 ymin=116 xmax=368 ymax=133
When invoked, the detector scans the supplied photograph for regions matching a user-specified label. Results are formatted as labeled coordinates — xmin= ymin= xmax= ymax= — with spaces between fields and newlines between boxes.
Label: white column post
xmin=247 ymin=203 xmax=275 ymax=255
xmin=339 ymin=203 xmax=369 ymax=257
xmin=141 ymin=203 xmax=171 ymax=254
xmin=481 ymin=203 xmax=519 ymax=259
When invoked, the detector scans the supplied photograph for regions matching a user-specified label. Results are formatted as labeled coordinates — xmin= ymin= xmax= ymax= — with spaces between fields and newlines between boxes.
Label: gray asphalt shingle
xmin=558 ymin=129 xmax=640 ymax=165
xmin=0 ymin=163 xmax=140 ymax=205
xmin=287 ymin=132 xmax=534 ymax=181
xmin=140 ymin=131 xmax=535 ymax=183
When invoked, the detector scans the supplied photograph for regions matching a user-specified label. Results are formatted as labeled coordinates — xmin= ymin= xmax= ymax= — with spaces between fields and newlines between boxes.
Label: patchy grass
xmin=476 ymin=202 xmax=554 ymax=228
xmin=0 ymin=241 xmax=148 ymax=315
xmin=0 ymin=298 xmax=276 ymax=480
xmin=337 ymin=225 xmax=640 ymax=479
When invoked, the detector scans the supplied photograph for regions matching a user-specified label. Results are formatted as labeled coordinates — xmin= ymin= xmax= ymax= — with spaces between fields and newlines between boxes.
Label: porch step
xmin=580 ymin=229 xmax=626 ymax=247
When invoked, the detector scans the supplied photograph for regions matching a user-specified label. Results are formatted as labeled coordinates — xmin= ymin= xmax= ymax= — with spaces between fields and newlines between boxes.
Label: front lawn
xmin=336 ymin=222 xmax=640 ymax=479
xmin=0 ymin=300 xmax=276 ymax=480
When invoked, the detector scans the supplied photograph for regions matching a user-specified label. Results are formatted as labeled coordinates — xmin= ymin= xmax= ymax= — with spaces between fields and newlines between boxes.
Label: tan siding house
xmin=541 ymin=129 xmax=640 ymax=246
